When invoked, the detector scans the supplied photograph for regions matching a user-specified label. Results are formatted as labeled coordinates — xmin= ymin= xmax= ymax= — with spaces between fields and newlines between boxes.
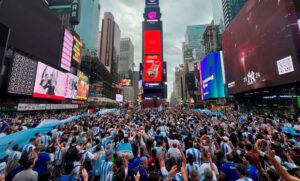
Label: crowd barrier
xmin=0 ymin=109 xmax=118 ymax=159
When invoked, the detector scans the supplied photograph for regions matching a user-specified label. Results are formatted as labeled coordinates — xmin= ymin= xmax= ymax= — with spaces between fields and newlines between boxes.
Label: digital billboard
xmin=200 ymin=52 xmax=226 ymax=100
xmin=121 ymin=79 xmax=131 ymax=86
xmin=222 ymin=0 xmax=300 ymax=94
xmin=144 ymin=55 xmax=162 ymax=82
xmin=65 ymin=73 xmax=78 ymax=99
xmin=144 ymin=30 xmax=161 ymax=54
xmin=146 ymin=0 xmax=159 ymax=6
xmin=33 ymin=62 xmax=66 ymax=100
xmin=144 ymin=7 xmax=161 ymax=24
xmin=8 ymin=53 xmax=37 ymax=95
xmin=298 ymin=97 xmax=300 ymax=109
xmin=116 ymin=94 xmax=123 ymax=102
xmin=60 ymin=29 xmax=73 ymax=71
xmin=72 ymin=33 xmax=82 ymax=64
xmin=77 ymin=71 xmax=89 ymax=100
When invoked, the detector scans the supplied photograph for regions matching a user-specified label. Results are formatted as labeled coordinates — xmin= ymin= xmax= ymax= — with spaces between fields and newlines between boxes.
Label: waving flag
xmin=158 ymin=104 xmax=163 ymax=112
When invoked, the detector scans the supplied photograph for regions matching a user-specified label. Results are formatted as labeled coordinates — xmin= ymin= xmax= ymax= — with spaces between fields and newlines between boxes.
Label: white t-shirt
xmin=199 ymin=162 xmax=218 ymax=181
xmin=167 ymin=147 xmax=181 ymax=158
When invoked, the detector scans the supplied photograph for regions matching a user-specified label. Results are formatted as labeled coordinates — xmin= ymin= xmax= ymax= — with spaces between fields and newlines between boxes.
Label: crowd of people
xmin=0 ymin=108 xmax=300 ymax=181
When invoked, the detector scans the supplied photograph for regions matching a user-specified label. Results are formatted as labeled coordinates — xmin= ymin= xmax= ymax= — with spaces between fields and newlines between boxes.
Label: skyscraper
xmin=185 ymin=25 xmax=207 ymax=61
xmin=222 ymin=0 xmax=248 ymax=27
xmin=75 ymin=0 xmax=100 ymax=52
xmin=100 ymin=12 xmax=114 ymax=72
xmin=119 ymin=38 xmax=134 ymax=78
xmin=97 ymin=31 xmax=101 ymax=58
xmin=211 ymin=0 xmax=225 ymax=33
xmin=112 ymin=23 xmax=121 ymax=74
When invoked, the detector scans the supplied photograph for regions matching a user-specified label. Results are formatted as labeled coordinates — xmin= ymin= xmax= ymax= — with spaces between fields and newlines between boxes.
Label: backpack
xmin=64 ymin=146 xmax=78 ymax=163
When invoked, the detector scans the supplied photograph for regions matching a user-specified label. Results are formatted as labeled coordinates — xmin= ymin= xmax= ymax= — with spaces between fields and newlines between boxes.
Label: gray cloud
xmin=99 ymin=0 xmax=213 ymax=100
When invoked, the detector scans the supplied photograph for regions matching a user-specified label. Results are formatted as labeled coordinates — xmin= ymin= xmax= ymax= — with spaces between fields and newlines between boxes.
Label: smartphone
xmin=177 ymin=159 xmax=182 ymax=172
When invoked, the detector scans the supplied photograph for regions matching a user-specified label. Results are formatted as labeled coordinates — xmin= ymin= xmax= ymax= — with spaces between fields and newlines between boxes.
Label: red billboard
xmin=144 ymin=30 xmax=161 ymax=54
xmin=144 ymin=55 xmax=162 ymax=82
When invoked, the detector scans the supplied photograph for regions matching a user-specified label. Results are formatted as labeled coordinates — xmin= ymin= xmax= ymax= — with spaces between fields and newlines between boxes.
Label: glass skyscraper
xmin=211 ymin=0 xmax=225 ymax=33
xmin=222 ymin=0 xmax=248 ymax=27
xmin=75 ymin=0 xmax=100 ymax=52
xmin=185 ymin=25 xmax=207 ymax=61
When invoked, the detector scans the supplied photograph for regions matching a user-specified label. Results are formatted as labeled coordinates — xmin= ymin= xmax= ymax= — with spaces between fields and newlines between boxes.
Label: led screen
xmin=144 ymin=30 xmax=161 ymax=54
xmin=77 ymin=71 xmax=89 ymax=100
xmin=121 ymin=79 xmax=131 ymax=86
xmin=60 ymin=29 xmax=73 ymax=71
xmin=298 ymin=97 xmax=300 ymax=109
xmin=144 ymin=55 xmax=162 ymax=82
xmin=8 ymin=53 xmax=37 ymax=95
xmin=65 ymin=73 xmax=78 ymax=99
xmin=200 ymin=51 xmax=226 ymax=100
xmin=72 ymin=33 xmax=82 ymax=64
xmin=222 ymin=0 xmax=300 ymax=94
xmin=116 ymin=94 xmax=123 ymax=102
xmin=33 ymin=62 xmax=66 ymax=99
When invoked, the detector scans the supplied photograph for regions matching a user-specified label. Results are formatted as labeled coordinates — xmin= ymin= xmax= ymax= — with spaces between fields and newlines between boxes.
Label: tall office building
xmin=100 ymin=12 xmax=114 ymax=72
xmin=48 ymin=0 xmax=73 ymax=29
xmin=97 ymin=31 xmax=101 ymax=58
xmin=222 ymin=0 xmax=248 ymax=27
xmin=112 ymin=23 xmax=121 ymax=74
xmin=203 ymin=24 xmax=222 ymax=54
xmin=75 ymin=0 xmax=100 ymax=52
xmin=185 ymin=25 xmax=207 ymax=61
xmin=211 ymin=0 xmax=225 ymax=33
xmin=119 ymin=38 xmax=134 ymax=78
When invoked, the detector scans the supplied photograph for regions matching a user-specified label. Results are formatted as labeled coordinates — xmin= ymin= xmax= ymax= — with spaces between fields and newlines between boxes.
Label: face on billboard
xmin=200 ymin=52 xmax=225 ymax=100
xmin=222 ymin=0 xmax=300 ymax=94
xmin=144 ymin=30 xmax=161 ymax=54
xmin=33 ymin=62 xmax=66 ymax=99
xmin=144 ymin=55 xmax=162 ymax=82
xmin=77 ymin=79 xmax=89 ymax=100
xmin=65 ymin=73 xmax=78 ymax=99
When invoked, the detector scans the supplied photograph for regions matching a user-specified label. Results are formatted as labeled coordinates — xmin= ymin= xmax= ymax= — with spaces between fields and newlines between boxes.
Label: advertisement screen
xmin=72 ymin=33 xmax=82 ymax=64
xmin=146 ymin=0 xmax=159 ymax=6
xmin=77 ymin=71 xmax=89 ymax=100
xmin=65 ymin=73 xmax=78 ymax=99
xmin=8 ymin=53 xmax=37 ymax=95
xmin=121 ymin=79 xmax=131 ymax=86
xmin=116 ymin=94 xmax=123 ymax=102
xmin=298 ymin=97 xmax=300 ymax=109
xmin=200 ymin=52 xmax=226 ymax=100
xmin=33 ymin=62 xmax=66 ymax=99
xmin=144 ymin=30 xmax=161 ymax=54
xmin=60 ymin=29 xmax=73 ymax=71
xmin=222 ymin=0 xmax=300 ymax=94
xmin=144 ymin=55 xmax=162 ymax=82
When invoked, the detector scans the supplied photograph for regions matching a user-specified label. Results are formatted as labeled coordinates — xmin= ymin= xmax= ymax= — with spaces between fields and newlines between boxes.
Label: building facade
xmin=203 ymin=24 xmax=222 ymax=54
xmin=112 ymin=23 xmax=121 ymax=74
xmin=185 ymin=25 xmax=207 ymax=61
xmin=119 ymin=38 xmax=134 ymax=79
xmin=100 ymin=12 xmax=114 ymax=72
xmin=222 ymin=0 xmax=248 ymax=27
xmin=97 ymin=31 xmax=101 ymax=58
xmin=48 ymin=0 xmax=72 ymax=30
xmin=74 ymin=0 xmax=100 ymax=52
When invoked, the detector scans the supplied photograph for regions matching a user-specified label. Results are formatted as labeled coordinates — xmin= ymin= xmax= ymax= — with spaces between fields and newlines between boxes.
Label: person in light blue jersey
xmin=99 ymin=150 xmax=113 ymax=181
xmin=22 ymin=138 xmax=36 ymax=153
xmin=41 ymin=132 xmax=51 ymax=147
xmin=185 ymin=141 xmax=201 ymax=165
xmin=5 ymin=140 xmax=21 ymax=163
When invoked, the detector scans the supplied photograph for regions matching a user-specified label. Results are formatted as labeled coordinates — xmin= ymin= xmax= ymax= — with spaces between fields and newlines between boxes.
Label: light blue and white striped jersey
xmin=221 ymin=142 xmax=232 ymax=159
xmin=5 ymin=150 xmax=21 ymax=162
xmin=106 ymin=171 xmax=114 ymax=181
xmin=22 ymin=144 xmax=36 ymax=153
xmin=99 ymin=160 xmax=113 ymax=181
xmin=54 ymin=147 xmax=63 ymax=162
xmin=186 ymin=163 xmax=200 ymax=178
xmin=242 ymin=132 xmax=250 ymax=138
xmin=186 ymin=148 xmax=201 ymax=165
xmin=92 ymin=152 xmax=105 ymax=176
xmin=41 ymin=135 xmax=51 ymax=146
xmin=93 ymin=127 xmax=100 ymax=136
xmin=236 ymin=178 xmax=254 ymax=181
xmin=161 ymin=167 xmax=184 ymax=181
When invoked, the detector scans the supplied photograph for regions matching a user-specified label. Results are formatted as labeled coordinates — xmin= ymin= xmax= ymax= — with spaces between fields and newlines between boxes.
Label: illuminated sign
xmin=144 ymin=55 xmax=162 ymax=82
xmin=144 ymin=30 xmax=161 ymax=54
xmin=146 ymin=0 xmax=159 ymax=6
xmin=77 ymin=71 xmax=89 ymax=100
xmin=116 ymin=94 xmax=123 ymax=102
xmin=60 ymin=29 xmax=73 ymax=71
xmin=65 ymin=73 xmax=78 ymax=99
xmin=33 ymin=62 xmax=66 ymax=100
xmin=200 ymin=52 xmax=225 ymax=100
xmin=70 ymin=0 xmax=82 ymax=25
xmin=277 ymin=56 xmax=294 ymax=75
xmin=72 ymin=34 xmax=82 ymax=64
xmin=298 ymin=97 xmax=300 ymax=109
xmin=121 ymin=79 xmax=131 ymax=86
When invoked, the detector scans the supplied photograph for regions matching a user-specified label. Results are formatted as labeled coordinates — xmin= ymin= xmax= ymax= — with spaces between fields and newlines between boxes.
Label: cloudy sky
xmin=99 ymin=0 xmax=213 ymax=100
